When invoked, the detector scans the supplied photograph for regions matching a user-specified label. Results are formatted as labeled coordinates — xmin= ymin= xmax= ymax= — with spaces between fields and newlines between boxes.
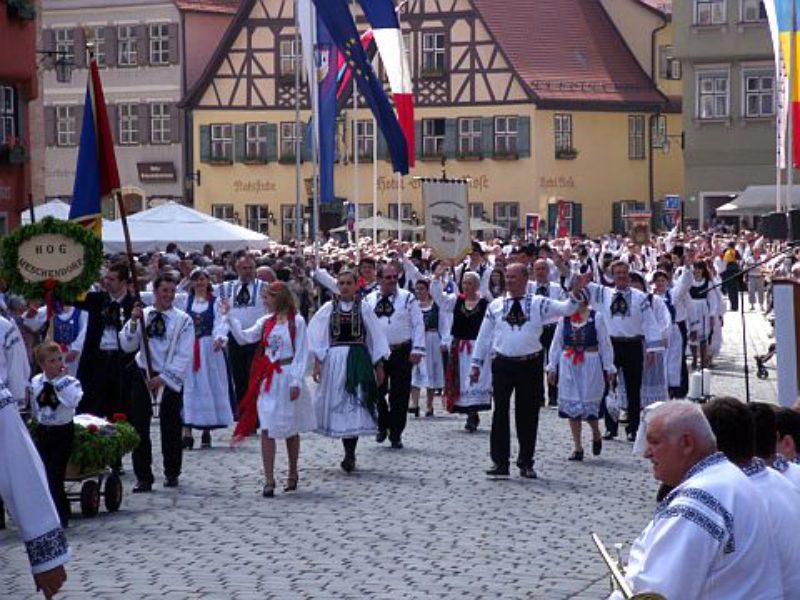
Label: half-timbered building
xmin=183 ymin=0 xmax=683 ymax=239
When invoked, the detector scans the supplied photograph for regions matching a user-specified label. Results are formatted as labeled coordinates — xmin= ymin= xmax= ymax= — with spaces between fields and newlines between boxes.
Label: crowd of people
xmin=3 ymin=225 xmax=800 ymax=598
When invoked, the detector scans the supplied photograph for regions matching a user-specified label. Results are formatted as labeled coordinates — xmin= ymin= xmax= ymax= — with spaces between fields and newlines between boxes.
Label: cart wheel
xmin=80 ymin=480 xmax=100 ymax=517
xmin=104 ymin=474 xmax=123 ymax=512
xmin=757 ymin=367 xmax=769 ymax=380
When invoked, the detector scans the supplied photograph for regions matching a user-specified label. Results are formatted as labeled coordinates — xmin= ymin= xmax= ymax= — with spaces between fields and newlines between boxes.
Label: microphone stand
xmin=703 ymin=244 xmax=796 ymax=403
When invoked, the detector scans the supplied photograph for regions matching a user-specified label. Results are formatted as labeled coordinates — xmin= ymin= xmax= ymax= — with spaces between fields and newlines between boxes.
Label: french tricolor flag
xmin=358 ymin=0 xmax=415 ymax=168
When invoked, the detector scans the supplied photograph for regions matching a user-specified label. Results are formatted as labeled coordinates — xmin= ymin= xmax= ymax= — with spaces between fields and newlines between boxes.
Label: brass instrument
xmin=591 ymin=533 xmax=666 ymax=600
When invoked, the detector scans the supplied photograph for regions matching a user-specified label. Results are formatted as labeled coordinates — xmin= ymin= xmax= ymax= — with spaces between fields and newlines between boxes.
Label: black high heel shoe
xmin=568 ymin=450 xmax=584 ymax=461
xmin=283 ymin=475 xmax=299 ymax=492
xmin=182 ymin=436 xmax=194 ymax=450
xmin=201 ymin=430 xmax=211 ymax=449
xmin=262 ymin=479 xmax=275 ymax=498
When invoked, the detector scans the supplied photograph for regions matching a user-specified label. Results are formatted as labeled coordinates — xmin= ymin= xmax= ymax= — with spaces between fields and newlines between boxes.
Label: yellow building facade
xmin=184 ymin=0 xmax=684 ymax=241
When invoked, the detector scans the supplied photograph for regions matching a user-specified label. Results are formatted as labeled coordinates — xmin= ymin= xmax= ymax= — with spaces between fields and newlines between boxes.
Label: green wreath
xmin=0 ymin=216 xmax=103 ymax=302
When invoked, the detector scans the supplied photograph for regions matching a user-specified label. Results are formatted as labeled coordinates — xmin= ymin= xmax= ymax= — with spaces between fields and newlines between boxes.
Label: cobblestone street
xmin=1 ymin=308 xmax=776 ymax=599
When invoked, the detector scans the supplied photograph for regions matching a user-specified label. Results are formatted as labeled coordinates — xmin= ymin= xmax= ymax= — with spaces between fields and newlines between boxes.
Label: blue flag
xmin=317 ymin=17 xmax=337 ymax=203
xmin=312 ymin=0 xmax=409 ymax=175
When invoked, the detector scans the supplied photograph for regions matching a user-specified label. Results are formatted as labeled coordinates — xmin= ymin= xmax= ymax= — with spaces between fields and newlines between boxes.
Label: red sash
xmin=232 ymin=312 xmax=296 ymax=443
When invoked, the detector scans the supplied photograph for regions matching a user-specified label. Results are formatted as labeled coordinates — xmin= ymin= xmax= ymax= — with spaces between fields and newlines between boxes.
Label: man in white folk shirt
xmin=365 ymin=264 xmax=426 ymax=449
xmin=529 ymin=258 xmax=566 ymax=408
xmin=0 ymin=314 xmax=70 ymax=599
xmin=470 ymin=263 xmax=586 ymax=479
xmin=611 ymin=401 xmax=782 ymax=600
xmin=586 ymin=260 xmax=663 ymax=442
xmin=120 ymin=274 xmax=194 ymax=492
xmin=702 ymin=397 xmax=800 ymax=596
xmin=749 ymin=402 xmax=800 ymax=489
xmin=216 ymin=254 xmax=266 ymax=417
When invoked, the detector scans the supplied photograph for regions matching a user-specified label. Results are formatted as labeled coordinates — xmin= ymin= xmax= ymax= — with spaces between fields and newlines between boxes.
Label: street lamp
xmin=36 ymin=50 xmax=73 ymax=83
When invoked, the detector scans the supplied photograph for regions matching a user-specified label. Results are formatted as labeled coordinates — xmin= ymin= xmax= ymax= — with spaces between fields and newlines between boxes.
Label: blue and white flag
xmin=312 ymin=0 xmax=409 ymax=175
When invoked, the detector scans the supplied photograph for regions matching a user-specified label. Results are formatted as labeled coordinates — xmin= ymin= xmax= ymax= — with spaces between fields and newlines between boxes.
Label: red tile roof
xmin=472 ymin=0 xmax=667 ymax=110
xmin=175 ymin=0 xmax=241 ymax=14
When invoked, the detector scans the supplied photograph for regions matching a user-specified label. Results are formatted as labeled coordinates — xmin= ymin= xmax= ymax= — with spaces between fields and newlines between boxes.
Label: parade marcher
xmin=74 ymin=262 xmax=136 ymax=420
xmin=749 ymin=402 xmax=800 ymax=488
xmin=702 ymin=397 xmax=800 ymax=595
xmin=612 ymin=401 xmax=783 ymax=600
xmin=120 ymin=274 xmax=194 ymax=492
xmin=24 ymin=305 xmax=88 ymax=378
xmin=629 ymin=272 xmax=670 ymax=409
xmin=547 ymin=302 xmax=615 ymax=461
xmin=1 ymin=390 xmax=70 ymax=599
xmin=529 ymin=258 xmax=566 ymax=408
xmin=745 ymin=246 xmax=767 ymax=312
xmin=454 ymin=241 xmax=492 ymax=296
xmin=179 ymin=268 xmax=233 ymax=450
xmin=29 ymin=342 xmax=82 ymax=528
xmin=409 ymin=279 xmax=444 ymax=417
xmin=365 ymin=264 xmax=426 ymax=449
xmin=721 ymin=241 xmax=742 ymax=312
xmin=223 ymin=281 xmax=315 ymax=497
xmin=308 ymin=270 xmax=388 ymax=473
xmin=586 ymin=261 xmax=662 ymax=442
xmin=314 ymin=256 xmax=379 ymax=299
xmin=666 ymin=248 xmax=693 ymax=397
xmin=686 ymin=260 xmax=718 ymax=370
xmin=216 ymin=254 xmax=266 ymax=417
xmin=471 ymin=263 xmax=584 ymax=478
xmin=431 ymin=267 xmax=491 ymax=432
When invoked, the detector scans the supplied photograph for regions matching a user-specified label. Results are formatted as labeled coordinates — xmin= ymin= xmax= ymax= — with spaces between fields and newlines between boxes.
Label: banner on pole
xmin=422 ymin=178 xmax=471 ymax=261
xmin=525 ymin=213 xmax=540 ymax=242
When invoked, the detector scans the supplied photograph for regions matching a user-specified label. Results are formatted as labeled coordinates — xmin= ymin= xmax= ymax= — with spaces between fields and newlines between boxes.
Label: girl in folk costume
xmin=654 ymin=265 xmax=692 ymax=398
xmin=687 ymin=260 xmax=719 ymax=370
xmin=547 ymin=302 xmax=615 ymax=461
xmin=430 ymin=265 xmax=492 ymax=433
xmin=222 ymin=282 xmax=315 ymax=498
xmin=24 ymin=304 xmax=88 ymax=377
xmin=307 ymin=270 xmax=388 ymax=473
xmin=409 ymin=279 xmax=445 ymax=418
xmin=628 ymin=272 xmax=671 ymax=408
xmin=179 ymin=269 xmax=233 ymax=450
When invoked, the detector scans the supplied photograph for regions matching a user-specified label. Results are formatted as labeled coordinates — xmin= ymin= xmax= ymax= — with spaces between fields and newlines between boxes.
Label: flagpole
xmin=397 ymin=172 xmax=402 ymax=240
xmin=788 ymin=0 xmax=796 ymax=224
xmin=294 ymin=0 xmax=304 ymax=243
xmin=373 ymin=116 xmax=378 ymax=243
xmin=311 ymin=10 xmax=320 ymax=267
xmin=353 ymin=75 xmax=360 ymax=259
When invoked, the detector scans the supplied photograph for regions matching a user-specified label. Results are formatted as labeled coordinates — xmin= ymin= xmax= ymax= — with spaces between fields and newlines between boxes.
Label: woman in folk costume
xmin=222 ymin=281 xmax=315 ymax=498
xmin=707 ymin=259 xmax=726 ymax=364
xmin=687 ymin=260 xmax=719 ymax=370
xmin=430 ymin=264 xmax=492 ymax=433
xmin=179 ymin=268 xmax=233 ymax=450
xmin=409 ymin=279 xmax=445 ymax=418
xmin=653 ymin=265 xmax=692 ymax=398
xmin=547 ymin=301 xmax=615 ymax=461
xmin=307 ymin=270 xmax=388 ymax=473
xmin=629 ymin=272 xmax=671 ymax=408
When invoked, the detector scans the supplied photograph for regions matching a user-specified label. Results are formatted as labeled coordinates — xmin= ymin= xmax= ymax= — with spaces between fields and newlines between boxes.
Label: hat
xmin=471 ymin=240 xmax=485 ymax=255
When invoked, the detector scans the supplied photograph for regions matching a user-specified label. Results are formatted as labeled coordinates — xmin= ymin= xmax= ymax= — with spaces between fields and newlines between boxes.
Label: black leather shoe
xmin=132 ymin=481 xmax=152 ymax=493
xmin=341 ymin=456 xmax=356 ymax=473
xmin=486 ymin=464 xmax=509 ymax=478
xmin=568 ymin=450 xmax=584 ymax=462
xmin=163 ymin=477 xmax=179 ymax=488
xmin=182 ymin=436 xmax=194 ymax=450
xmin=375 ymin=430 xmax=388 ymax=443
xmin=201 ymin=431 xmax=211 ymax=449
xmin=390 ymin=440 xmax=404 ymax=449
xmin=519 ymin=466 xmax=538 ymax=478
xmin=602 ymin=431 xmax=617 ymax=440
xmin=592 ymin=438 xmax=602 ymax=456
xmin=626 ymin=432 xmax=637 ymax=443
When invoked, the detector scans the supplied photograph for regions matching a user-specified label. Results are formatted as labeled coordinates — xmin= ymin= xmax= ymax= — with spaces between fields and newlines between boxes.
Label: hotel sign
xmin=137 ymin=162 xmax=177 ymax=182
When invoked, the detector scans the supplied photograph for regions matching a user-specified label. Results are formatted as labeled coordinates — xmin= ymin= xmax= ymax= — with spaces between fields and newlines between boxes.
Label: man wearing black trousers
xmin=120 ymin=274 xmax=194 ymax=492
xmin=529 ymin=259 xmax=566 ymax=407
xmin=586 ymin=261 xmax=662 ymax=442
xmin=471 ymin=263 xmax=584 ymax=479
xmin=74 ymin=262 xmax=137 ymax=420
xmin=216 ymin=254 xmax=265 ymax=417
xmin=365 ymin=264 xmax=425 ymax=449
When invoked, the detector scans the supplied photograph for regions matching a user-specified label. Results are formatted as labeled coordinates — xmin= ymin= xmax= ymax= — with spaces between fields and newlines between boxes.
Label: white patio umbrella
xmin=20 ymin=199 xmax=71 ymax=224
xmin=102 ymin=201 xmax=269 ymax=253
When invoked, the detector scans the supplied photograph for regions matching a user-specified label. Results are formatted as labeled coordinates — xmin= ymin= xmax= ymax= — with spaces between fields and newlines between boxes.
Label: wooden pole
xmin=115 ymin=190 xmax=155 ymax=378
